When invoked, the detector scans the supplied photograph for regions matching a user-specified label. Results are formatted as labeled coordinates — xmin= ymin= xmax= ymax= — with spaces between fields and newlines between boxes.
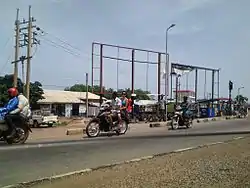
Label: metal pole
xmin=146 ymin=52 xmax=149 ymax=92
xmin=217 ymin=70 xmax=220 ymax=99
xmin=165 ymin=24 xmax=175 ymax=120
xmin=25 ymin=5 xmax=32 ymax=101
xmin=204 ymin=70 xmax=207 ymax=99
xmin=86 ymin=73 xmax=89 ymax=118
xmin=175 ymin=75 xmax=178 ymax=105
xmin=170 ymin=64 xmax=173 ymax=99
xmin=116 ymin=48 xmax=119 ymax=90
xmin=194 ymin=69 xmax=198 ymax=102
xmin=91 ymin=43 xmax=94 ymax=93
xmin=99 ymin=44 xmax=103 ymax=105
xmin=14 ymin=8 xmax=20 ymax=88
xmin=157 ymin=53 xmax=161 ymax=101
xmin=131 ymin=49 xmax=135 ymax=94
xmin=211 ymin=70 xmax=215 ymax=106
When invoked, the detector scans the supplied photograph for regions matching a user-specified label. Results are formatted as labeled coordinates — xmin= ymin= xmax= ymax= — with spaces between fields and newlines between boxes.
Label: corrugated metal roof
xmin=38 ymin=89 xmax=104 ymax=104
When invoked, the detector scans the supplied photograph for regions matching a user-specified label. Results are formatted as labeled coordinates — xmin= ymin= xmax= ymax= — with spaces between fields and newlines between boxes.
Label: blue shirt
xmin=0 ymin=97 xmax=19 ymax=120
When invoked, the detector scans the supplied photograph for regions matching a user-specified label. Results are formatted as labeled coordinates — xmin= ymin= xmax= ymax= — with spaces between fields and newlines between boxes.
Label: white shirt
xmin=10 ymin=94 xmax=31 ymax=117
xmin=111 ymin=97 xmax=122 ymax=109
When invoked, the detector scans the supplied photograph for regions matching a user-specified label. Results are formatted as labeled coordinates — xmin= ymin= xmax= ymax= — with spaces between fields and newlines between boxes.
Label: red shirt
xmin=127 ymin=98 xmax=132 ymax=113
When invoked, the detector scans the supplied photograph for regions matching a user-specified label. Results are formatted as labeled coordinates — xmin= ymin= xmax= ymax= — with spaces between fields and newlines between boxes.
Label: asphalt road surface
xmin=0 ymin=119 xmax=250 ymax=187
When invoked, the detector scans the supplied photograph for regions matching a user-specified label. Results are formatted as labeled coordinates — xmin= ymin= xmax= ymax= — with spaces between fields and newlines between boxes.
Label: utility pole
xmin=17 ymin=5 xmax=39 ymax=101
xmin=13 ymin=9 xmax=20 ymax=87
xmin=25 ymin=5 xmax=32 ymax=101
xmin=12 ymin=56 xmax=30 ymax=93
xmin=86 ymin=73 xmax=89 ymax=118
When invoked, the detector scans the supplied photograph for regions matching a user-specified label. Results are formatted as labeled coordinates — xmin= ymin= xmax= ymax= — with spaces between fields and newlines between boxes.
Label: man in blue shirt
xmin=0 ymin=88 xmax=19 ymax=138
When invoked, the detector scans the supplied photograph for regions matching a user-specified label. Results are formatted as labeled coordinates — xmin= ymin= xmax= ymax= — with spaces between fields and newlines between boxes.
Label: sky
xmin=0 ymin=0 xmax=249 ymax=99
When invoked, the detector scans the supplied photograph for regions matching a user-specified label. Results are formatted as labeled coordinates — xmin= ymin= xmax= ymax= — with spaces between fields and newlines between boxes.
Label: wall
xmin=65 ymin=104 xmax=73 ymax=117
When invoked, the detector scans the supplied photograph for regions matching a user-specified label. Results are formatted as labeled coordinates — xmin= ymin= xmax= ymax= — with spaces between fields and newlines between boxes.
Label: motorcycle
xmin=85 ymin=103 xmax=129 ymax=138
xmin=0 ymin=115 xmax=32 ymax=144
xmin=171 ymin=105 xmax=193 ymax=130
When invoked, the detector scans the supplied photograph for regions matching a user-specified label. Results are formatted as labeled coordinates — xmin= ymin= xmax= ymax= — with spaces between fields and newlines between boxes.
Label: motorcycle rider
xmin=4 ymin=88 xmax=30 ymax=138
xmin=180 ymin=96 xmax=191 ymax=119
xmin=107 ymin=91 xmax=122 ymax=126
xmin=0 ymin=88 xmax=20 ymax=138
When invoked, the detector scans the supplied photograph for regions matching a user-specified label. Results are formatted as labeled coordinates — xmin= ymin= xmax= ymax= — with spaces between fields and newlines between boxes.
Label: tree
xmin=235 ymin=94 xmax=248 ymax=105
xmin=0 ymin=74 xmax=44 ymax=107
xmin=65 ymin=84 xmax=151 ymax=100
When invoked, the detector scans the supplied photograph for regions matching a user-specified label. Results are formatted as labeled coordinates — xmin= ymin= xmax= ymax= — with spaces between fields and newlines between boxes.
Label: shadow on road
xmin=4 ymin=130 xmax=247 ymax=146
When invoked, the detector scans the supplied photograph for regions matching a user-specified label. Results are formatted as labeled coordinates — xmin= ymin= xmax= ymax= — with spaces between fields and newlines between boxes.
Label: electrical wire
xmin=36 ymin=27 xmax=90 ymax=58
xmin=0 ymin=53 xmax=12 ymax=75
xmin=40 ymin=37 xmax=82 ymax=57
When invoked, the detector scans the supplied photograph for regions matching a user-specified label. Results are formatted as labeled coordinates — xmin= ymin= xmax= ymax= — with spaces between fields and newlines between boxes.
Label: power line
xmin=37 ymin=28 xmax=82 ymax=52
xmin=36 ymin=27 xmax=90 ymax=59
xmin=40 ymin=37 xmax=83 ymax=58
xmin=0 ymin=53 xmax=12 ymax=75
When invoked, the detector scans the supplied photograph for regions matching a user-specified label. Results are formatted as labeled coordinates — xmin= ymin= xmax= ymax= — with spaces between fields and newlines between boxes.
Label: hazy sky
xmin=0 ymin=0 xmax=249 ymax=99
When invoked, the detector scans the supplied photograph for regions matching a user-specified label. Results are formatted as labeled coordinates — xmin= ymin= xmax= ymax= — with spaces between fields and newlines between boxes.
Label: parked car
xmin=29 ymin=110 xmax=58 ymax=128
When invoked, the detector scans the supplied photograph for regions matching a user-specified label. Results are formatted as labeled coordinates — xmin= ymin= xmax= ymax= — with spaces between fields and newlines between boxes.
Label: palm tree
xmin=235 ymin=95 xmax=248 ymax=105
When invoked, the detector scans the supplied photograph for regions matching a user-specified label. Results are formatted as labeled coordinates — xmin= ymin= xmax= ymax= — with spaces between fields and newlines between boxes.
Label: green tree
xmin=235 ymin=94 xmax=248 ymax=105
xmin=0 ymin=74 xmax=44 ymax=107
xmin=65 ymin=84 xmax=151 ymax=100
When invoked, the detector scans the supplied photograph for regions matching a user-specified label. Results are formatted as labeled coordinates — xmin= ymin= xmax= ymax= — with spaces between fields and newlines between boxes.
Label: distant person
xmin=120 ymin=91 xmax=128 ymax=116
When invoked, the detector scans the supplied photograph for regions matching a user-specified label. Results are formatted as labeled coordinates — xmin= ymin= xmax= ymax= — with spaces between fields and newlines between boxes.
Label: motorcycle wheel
xmin=5 ymin=127 xmax=30 ymax=145
xmin=186 ymin=120 xmax=192 ymax=129
xmin=86 ymin=119 xmax=100 ymax=138
xmin=116 ymin=120 xmax=128 ymax=135
xmin=171 ymin=116 xmax=179 ymax=130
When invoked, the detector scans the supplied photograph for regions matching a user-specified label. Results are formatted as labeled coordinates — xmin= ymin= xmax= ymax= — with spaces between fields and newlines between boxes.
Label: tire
xmin=86 ymin=119 xmax=100 ymax=138
xmin=186 ymin=120 xmax=192 ymax=128
xmin=5 ymin=126 xmax=30 ymax=145
xmin=117 ymin=120 xmax=128 ymax=135
xmin=171 ymin=116 xmax=179 ymax=130
xmin=48 ymin=123 xmax=53 ymax=127
xmin=33 ymin=120 xmax=39 ymax=128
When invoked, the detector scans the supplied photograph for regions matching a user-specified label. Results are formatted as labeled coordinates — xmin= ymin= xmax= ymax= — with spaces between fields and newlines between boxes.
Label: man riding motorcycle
xmin=0 ymin=88 xmax=20 ymax=138
xmin=3 ymin=88 xmax=30 ymax=138
xmin=106 ymin=91 xmax=122 ymax=127
xmin=179 ymin=96 xmax=192 ymax=119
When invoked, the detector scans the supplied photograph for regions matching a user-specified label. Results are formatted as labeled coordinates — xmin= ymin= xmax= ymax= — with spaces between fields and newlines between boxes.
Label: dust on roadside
xmin=32 ymin=136 xmax=250 ymax=188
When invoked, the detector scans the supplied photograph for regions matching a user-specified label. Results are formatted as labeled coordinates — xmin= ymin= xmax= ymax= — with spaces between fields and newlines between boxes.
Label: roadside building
xmin=37 ymin=89 xmax=105 ymax=117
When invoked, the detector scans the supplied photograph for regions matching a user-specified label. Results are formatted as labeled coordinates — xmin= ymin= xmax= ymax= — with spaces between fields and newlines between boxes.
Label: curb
xmin=4 ymin=135 xmax=247 ymax=188
xmin=66 ymin=128 xmax=85 ymax=135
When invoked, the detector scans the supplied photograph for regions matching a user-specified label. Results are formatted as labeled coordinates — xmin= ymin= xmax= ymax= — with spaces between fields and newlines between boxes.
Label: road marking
xmin=233 ymin=136 xmax=244 ymax=140
xmin=173 ymin=147 xmax=195 ymax=153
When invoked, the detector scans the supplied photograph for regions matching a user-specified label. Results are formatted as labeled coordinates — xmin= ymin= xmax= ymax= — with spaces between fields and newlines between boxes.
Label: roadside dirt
xmin=32 ymin=136 xmax=250 ymax=188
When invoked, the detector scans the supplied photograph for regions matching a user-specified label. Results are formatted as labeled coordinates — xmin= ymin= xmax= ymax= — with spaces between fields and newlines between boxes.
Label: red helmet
xmin=8 ymin=87 xmax=18 ymax=97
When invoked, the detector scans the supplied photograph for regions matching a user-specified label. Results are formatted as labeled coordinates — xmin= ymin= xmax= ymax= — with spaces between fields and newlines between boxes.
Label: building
xmin=37 ymin=89 xmax=105 ymax=117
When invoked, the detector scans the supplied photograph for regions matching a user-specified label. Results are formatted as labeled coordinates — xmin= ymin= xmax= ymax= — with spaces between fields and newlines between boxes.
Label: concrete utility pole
xmin=25 ymin=5 xmax=32 ymax=101
xmin=13 ymin=9 xmax=20 ymax=87
xmin=12 ymin=56 xmax=30 ymax=93
xmin=17 ymin=5 xmax=39 ymax=101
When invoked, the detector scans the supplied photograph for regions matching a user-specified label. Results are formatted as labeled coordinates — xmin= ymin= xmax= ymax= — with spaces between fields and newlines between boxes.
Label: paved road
xmin=0 ymin=119 xmax=250 ymax=187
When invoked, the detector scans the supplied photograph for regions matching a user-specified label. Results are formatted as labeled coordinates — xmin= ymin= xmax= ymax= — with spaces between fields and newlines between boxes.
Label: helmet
xmin=8 ymin=87 xmax=18 ymax=97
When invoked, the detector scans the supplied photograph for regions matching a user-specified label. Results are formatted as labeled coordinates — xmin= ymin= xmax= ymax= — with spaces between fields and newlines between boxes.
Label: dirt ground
xmin=31 ymin=135 xmax=250 ymax=188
